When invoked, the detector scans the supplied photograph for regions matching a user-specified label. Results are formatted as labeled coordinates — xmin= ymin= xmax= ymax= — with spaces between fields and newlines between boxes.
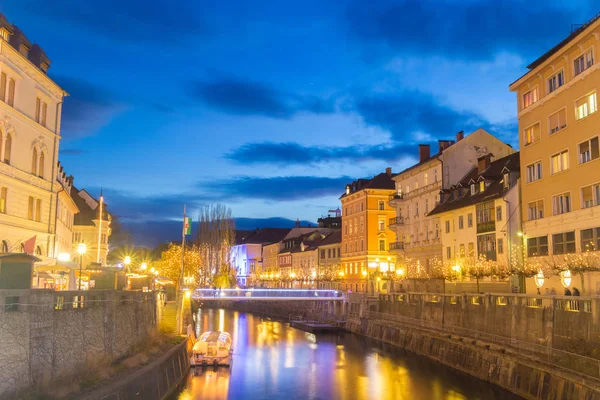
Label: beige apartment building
xmin=509 ymin=15 xmax=600 ymax=295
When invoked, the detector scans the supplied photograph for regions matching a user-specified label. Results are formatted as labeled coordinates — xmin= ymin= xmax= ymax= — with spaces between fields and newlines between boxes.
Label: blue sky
xmin=3 ymin=1 xmax=597 ymax=246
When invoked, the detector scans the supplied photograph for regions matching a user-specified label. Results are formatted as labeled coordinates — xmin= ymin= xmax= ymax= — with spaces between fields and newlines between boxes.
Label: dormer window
xmin=19 ymin=44 xmax=30 ymax=58
xmin=470 ymin=184 xmax=476 ymax=195
xmin=345 ymin=186 xmax=350 ymax=195
xmin=0 ymin=29 xmax=8 ymax=41
xmin=503 ymin=173 xmax=510 ymax=189
xmin=479 ymin=181 xmax=485 ymax=192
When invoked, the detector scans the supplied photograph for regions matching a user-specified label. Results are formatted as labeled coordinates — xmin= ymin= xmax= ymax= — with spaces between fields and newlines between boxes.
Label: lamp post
xmin=124 ymin=255 xmax=131 ymax=270
xmin=77 ymin=243 xmax=87 ymax=291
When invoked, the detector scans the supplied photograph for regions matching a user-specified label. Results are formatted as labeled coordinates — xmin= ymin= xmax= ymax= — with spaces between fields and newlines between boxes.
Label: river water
xmin=174 ymin=308 xmax=521 ymax=400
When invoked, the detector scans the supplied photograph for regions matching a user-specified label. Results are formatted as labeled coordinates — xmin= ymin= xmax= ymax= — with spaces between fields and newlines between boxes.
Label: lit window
xmin=0 ymin=187 xmax=6 ymax=213
xmin=524 ymin=123 xmax=540 ymax=146
xmin=575 ymin=92 xmax=597 ymax=120
xmin=550 ymin=150 xmax=569 ymax=174
xmin=528 ymin=200 xmax=544 ymax=220
xmin=0 ymin=29 xmax=7 ymax=41
xmin=424 ymin=173 xmax=428 ymax=185
xmin=378 ymin=219 xmax=385 ymax=231
xmin=479 ymin=181 xmax=485 ymax=192
xmin=526 ymin=162 xmax=542 ymax=183
xmin=552 ymin=192 xmax=571 ymax=215
xmin=548 ymin=71 xmax=564 ymax=93
xmin=581 ymin=228 xmax=600 ymax=252
xmin=578 ymin=136 xmax=599 ymax=164
xmin=527 ymin=236 xmax=548 ymax=257
xmin=574 ymin=50 xmax=594 ymax=76
xmin=581 ymin=183 xmax=600 ymax=208
xmin=548 ymin=108 xmax=567 ymax=134
xmin=7 ymin=78 xmax=15 ymax=107
xmin=522 ymin=87 xmax=538 ymax=108
xmin=552 ymin=232 xmax=576 ymax=255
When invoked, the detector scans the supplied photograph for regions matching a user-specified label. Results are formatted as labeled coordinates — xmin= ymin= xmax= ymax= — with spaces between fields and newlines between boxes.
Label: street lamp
xmin=124 ymin=256 xmax=131 ymax=268
xmin=77 ymin=243 xmax=87 ymax=291
xmin=141 ymin=262 xmax=147 ymax=271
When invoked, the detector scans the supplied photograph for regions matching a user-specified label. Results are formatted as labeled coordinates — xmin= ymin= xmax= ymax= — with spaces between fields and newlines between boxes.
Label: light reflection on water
xmin=178 ymin=308 xmax=521 ymax=400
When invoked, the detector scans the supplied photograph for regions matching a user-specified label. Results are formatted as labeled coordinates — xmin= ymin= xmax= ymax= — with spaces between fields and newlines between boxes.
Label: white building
xmin=389 ymin=129 xmax=516 ymax=291
xmin=0 ymin=14 xmax=67 ymax=258
xmin=71 ymin=187 xmax=111 ymax=267
xmin=429 ymin=153 xmax=522 ymax=293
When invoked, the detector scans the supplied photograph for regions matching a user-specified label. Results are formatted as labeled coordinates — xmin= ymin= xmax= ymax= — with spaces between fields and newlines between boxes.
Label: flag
xmin=23 ymin=236 xmax=36 ymax=254
xmin=183 ymin=217 xmax=192 ymax=235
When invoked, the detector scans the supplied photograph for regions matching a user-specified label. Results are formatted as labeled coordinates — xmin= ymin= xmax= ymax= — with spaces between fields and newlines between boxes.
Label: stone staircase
xmin=160 ymin=301 xmax=178 ymax=335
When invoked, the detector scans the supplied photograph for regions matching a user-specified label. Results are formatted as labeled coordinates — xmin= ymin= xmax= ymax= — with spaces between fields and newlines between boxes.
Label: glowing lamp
xmin=362 ymin=270 xmax=367 ymax=277
xmin=141 ymin=262 xmax=147 ymax=270
xmin=124 ymin=256 xmax=131 ymax=265
xmin=77 ymin=243 xmax=87 ymax=255
xmin=534 ymin=270 xmax=545 ymax=288
xmin=560 ymin=270 xmax=572 ymax=288
xmin=396 ymin=268 xmax=405 ymax=276
xmin=57 ymin=252 xmax=71 ymax=262
xmin=290 ymin=272 xmax=297 ymax=279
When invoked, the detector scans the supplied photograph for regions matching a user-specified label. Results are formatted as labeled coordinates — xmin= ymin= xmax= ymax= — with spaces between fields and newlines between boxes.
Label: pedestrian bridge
xmin=192 ymin=288 xmax=343 ymax=301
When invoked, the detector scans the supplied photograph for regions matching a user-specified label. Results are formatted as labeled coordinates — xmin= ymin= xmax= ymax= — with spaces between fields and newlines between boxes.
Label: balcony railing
xmin=389 ymin=193 xmax=404 ymax=202
xmin=389 ymin=241 xmax=404 ymax=251
xmin=476 ymin=220 xmax=496 ymax=234
xmin=388 ymin=217 xmax=404 ymax=227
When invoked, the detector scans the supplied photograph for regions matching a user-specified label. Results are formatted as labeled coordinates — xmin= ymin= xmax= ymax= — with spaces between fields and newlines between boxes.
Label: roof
xmin=317 ymin=231 xmax=341 ymax=247
xmin=428 ymin=153 xmax=520 ymax=216
xmin=234 ymin=228 xmax=291 ymax=245
xmin=71 ymin=186 xmax=110 ymax=226
xmin=340 ymin=171 xmax=396 ymax=199
xmin=512 ymin=12 xmax=600 ymax=86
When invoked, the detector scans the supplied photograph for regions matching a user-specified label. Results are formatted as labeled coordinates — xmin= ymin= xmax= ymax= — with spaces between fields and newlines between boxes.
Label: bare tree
xmin=196 ymin=204 xmax=235 ymax=286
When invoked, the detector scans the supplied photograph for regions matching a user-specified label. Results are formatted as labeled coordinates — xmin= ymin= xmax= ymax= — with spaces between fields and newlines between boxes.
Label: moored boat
xmin=190 ymin=331 xmax=233 ymax=367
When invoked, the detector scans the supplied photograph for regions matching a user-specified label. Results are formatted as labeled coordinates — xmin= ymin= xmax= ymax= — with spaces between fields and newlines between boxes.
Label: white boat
xmin=190 ymin=331 xmax=233 ymax=367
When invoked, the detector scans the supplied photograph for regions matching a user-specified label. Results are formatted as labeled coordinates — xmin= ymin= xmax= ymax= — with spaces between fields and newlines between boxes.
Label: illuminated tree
xmin=155 ymin=243 xmax=203 ymax=289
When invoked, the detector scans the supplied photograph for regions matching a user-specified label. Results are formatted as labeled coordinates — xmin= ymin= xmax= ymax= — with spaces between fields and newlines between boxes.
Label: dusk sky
xmin=3 ymin=1 xmax=598 ymax=246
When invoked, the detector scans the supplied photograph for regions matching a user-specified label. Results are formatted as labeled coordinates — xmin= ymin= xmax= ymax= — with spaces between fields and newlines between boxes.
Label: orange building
xmin=339 ymin=168 xmax=397 ymax=292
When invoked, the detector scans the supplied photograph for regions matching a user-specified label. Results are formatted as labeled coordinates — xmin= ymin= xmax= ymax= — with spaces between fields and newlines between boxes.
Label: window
xmin=35 ymin=98 xmax=40 ymax=122
xmin=424 ymin=173 xmax=428 ymax=185
xmin=360 ymin=202 xmax=364 ymax=211
xmin=38 ymin=152 xmax=44 ymax=178
xmin=378 ymin=219 xmax=385 ymax=231
xmin=459 ymin=244 xmax=465 ymax=257
xmin=527 ymin=200 xmax=544 ymax=220
xmin=578 ymin=136 xmax=599 ymax=164
xmin=458 ymin=216 xmax=464 ymax=229
xmin=553 ymin=232 xmax=576 ymax=255
xmin=552 ymin=192 xmax=571 ymax=215
xmin=378 ymin=201 xmax=384 ymax=210
xmin=1 ymin=240 xmax=7 ymax=252
xmin=467 ymin=213 xmax=473 ymax=227
xmin=498 ymin=238 xmax=504 ymax=255
xmin=524 ymin=123 xmax=541 ymax=146
xmin=574 ymin=50 xmax=593 ymax=76
xmin=0 ymin=187 xmax=5 ymax=213
xmin=446 ymin=247 xmax=451 ymax=259
xmin=4 ymin=134 xmax=11 ymax=164
xmin=548 ymin=71 xmax=564 ymax=93
xmin=477 ymin=233 xmax=497 ymax=261
xmin=479 ymin=181 xmax=485 ymax=192
xmin=41 ymin=102 xmax=47 ymax=127
xmin=320 ymin=250 xmax=325 ymax=259
xmin=360 ymin=239 xmax=364 ymax=251
xmin=503 ymin=173 xmax=510 ymax=189
xmin=468 ymin=242 xmax=474 ymax=256
xmin=581 ymin=183 xmax=600 ymax=208
xmin=7 ymin=78 xmax=14 ymax=106
xmin=550 ymin=150 xmax=569 ymax=174
xmin=434 ymin=169 xmax=438 ymax=183
xmin=575 ymin=92 xmax=597 ymax=120
xmin=445 ymin=220 xmax=450 ymax=233
xmin=327 ymin=249 xmax=331 ymax=258
xmin=0 ymin=73 xmax=4 ymax=102
xmin=415 ymin=202 xmax=419 ymax=216
xmin=360 ymin=217 xmax=364 ymax=232
xmin=581 ymin=227 xmax=600 ymax=251
xmin=526 ymin=162 xmax=542 ymax=183
xmin=425 ymin=199 xmax=429 ymax=214
xmin=379 ymin=240 xmax=385 ymax=251
xmin=31 ymin=148 xmax=38 ymax=175
xmin=523 ymin=87 xmax=538 ymax=108
xmin=470 ymin=184 xmax=476 ymax=195
xmin=28 ymin=196 xmax=34 ymax=220
xmin=548 ymin=108 xmax=567 ymax=134
xmin=496 ymin=206 xmax=502 ymax=221
xmin=527 ymin=236 xmax=549 ymax=257
xmin=35 ymin=246 xmax=42 ymax=256
xmin=35 ymin=199 xmax=42 ymax=222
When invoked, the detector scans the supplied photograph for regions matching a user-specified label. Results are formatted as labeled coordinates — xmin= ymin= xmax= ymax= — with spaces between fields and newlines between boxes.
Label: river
xmin=173 ymin=308 xmax=521 ymax=400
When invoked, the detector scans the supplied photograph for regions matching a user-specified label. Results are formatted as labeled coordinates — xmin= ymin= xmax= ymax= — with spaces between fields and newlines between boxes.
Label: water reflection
xmin=178 ymin=308 xmax=521 ymax=400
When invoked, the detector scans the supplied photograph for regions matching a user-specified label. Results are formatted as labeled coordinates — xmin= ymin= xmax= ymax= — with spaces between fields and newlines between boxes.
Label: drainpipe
xmin=47 ymin=99 xmax=64 ymax=258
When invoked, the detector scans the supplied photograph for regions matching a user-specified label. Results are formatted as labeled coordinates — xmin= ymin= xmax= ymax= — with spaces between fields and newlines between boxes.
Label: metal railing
xmin=388 ymin=216 xmax=404 ymax=227
xmin=192 ymin=288 xmax=343 ymax=301
xmin=389 ymin=241 xmax=405 ymax=251
xmin=389 ymin=193 xmax=404 ymax=202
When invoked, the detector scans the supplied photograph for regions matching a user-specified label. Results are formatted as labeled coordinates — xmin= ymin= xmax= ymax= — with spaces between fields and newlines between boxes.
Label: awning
xmin=36 ymin=271 xmax=67 ymax=281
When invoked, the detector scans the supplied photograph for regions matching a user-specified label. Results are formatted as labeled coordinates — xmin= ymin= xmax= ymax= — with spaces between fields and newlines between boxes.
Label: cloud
xmin=188 ymin=77 xmax=334 ymax=118
xmin=20 ymin=0 xmax=206 ymax=43
xmin=346 ymin=0 xmax=592 ymax=60
xmin=226 ymin=141 xmax=417 ymax=165
xmin=53 ymin=75 xmax=127 ymax=138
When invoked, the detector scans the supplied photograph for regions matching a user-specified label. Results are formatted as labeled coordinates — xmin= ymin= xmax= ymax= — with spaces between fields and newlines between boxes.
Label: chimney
xmin=418 ymin=144 xmax=430 ymax=162
xmin=456 ymin=130 xmax=464 ymax=142
xmin=477 ymin=154 xmax=492 ymax=173
xmin=385 ymin=167 xmax=392 ymax=176
xmin=438 ymin=140 xmax=454 ymax=152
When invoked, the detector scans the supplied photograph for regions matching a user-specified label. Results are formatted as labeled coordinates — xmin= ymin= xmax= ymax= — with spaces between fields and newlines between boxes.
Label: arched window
xmin=31 ymin=148 xmax=38 ymax=175
xmin=4 ymin=133 xmax=11 ymax=164
xmin=35 ymin=246 xmax=42 ymax=256
xmin=20 ymin=243 xmax=25 ymax=253
xmin=38 ymin=152 xmax=44 ymax=178
xmin=1 ymin=240 xmax=7 ymax=252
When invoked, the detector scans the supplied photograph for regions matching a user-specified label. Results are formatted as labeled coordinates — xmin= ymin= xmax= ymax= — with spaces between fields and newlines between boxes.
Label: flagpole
xmin=180 ymin=204 xmax=186 ymax=290
xmin=96 ymin=189 xmax=103 ymax=264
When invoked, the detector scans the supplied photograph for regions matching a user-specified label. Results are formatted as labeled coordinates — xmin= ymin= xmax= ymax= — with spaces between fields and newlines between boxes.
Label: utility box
xmin=0 ymin=254 xmax=40 ymax=289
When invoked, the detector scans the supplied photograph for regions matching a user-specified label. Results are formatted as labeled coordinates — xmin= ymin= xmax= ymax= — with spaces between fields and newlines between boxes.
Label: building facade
xmin=390 ymin=130 xmax=516 ymax=292
xmin=71 ymin=187 xmax=111 ymax=267
xmin=340 ymin=168 xmax=397 ymax=292
xmin=429 ymin=153 xmax=521 ymax=293
xmin=509 ymin=15 xmax=600 ymax=295
xmin=0 ymin=14 xmax=66 ymax=258
xmin=316 ymin=231 xmax=342 ymax=289
xmin=54 ymin=163 xmax=78 ymax=260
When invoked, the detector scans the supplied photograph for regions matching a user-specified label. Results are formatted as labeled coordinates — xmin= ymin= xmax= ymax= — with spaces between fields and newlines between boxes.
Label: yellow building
xmin=340 ymin=168 xmax=396 ymax=292
xmin=509 ymin=14 xmax=600 ymax=295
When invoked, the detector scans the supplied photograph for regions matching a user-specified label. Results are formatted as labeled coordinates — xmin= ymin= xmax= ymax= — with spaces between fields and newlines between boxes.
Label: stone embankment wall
xmin=0 ymin=289 xmax=159 ymax=398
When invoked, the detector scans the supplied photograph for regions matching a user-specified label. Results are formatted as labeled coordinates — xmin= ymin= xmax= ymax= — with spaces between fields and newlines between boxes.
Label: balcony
xmin=476 ymin=221 xmax=496 ymax=234
xmin=388 ymin=217 xmax=404 ymax=228
xmin=389 ymin=241 xmax=405 ymax=252
xmin=388 ymin=193 xmax=405 ymax=205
